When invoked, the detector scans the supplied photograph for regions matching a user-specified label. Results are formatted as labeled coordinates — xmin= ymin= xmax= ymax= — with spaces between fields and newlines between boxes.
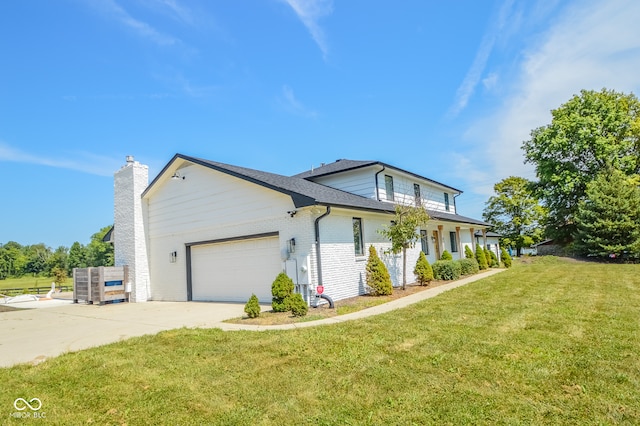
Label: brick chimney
xmin=114 ymin=156 xmax=150 ymax=302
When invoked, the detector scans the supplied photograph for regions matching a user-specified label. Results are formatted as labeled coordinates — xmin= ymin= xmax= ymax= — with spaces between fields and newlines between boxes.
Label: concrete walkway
xmin=0 ymin=269 xmax=504 ymax=368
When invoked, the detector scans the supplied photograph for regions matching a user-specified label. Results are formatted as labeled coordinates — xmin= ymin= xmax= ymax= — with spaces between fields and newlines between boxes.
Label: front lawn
xmin=1 ymin=257 xmax=639 ymax=424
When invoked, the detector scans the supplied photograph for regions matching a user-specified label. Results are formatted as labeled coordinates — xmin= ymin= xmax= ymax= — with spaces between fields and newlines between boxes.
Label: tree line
xmin=483 ymin=88 xmax=640 ymax=261
xmin=0 ymin=225 xmax=114 ymax=280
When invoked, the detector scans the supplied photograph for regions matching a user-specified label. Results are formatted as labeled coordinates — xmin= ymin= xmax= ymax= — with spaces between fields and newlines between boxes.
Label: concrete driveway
xmin=0 ymin=301 xmax=247 ymax=368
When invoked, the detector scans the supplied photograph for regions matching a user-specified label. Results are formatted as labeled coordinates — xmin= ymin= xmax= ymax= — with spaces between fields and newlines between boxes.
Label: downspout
xmin=453 ymin=193 xmax=460 ymax=213
xmin=314 ymin=206 xmax=334 ymax=308
xmin=314 ymin=206 xmax=331 ymax=286
xmin=374 ymin=165 xmax=386 ymax=201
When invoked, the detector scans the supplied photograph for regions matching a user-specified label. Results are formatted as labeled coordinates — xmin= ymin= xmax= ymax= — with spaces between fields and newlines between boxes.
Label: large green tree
xmin=522 ymin=89 xmax=640 ymax=242
xmin=483 ymin=176 xmax=546 ymax=256
xmin=378 ymin=204 xmax=430 ymax=289
xmin=574 ymin=169 xmax=640 ymax=260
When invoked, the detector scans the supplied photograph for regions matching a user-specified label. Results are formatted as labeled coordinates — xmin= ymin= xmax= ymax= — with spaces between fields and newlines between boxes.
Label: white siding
xmin=145 ymin=163 xmax=316 ymax=302
xmin=311 ymin=169 xmax=377 ymax=199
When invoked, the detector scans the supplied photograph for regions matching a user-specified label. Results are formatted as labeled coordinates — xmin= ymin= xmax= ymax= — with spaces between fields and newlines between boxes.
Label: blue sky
xmin=2 ymin=0 xmax=640 ymax=248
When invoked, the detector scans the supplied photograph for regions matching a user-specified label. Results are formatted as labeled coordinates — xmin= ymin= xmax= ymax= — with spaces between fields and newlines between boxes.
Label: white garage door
xmin=191 ymin=236 xmax=282 ymax=303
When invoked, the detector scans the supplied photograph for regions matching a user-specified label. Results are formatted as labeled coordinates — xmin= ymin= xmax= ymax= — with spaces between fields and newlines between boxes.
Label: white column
xmin=114 ymin=156 xmax=150 ymax=302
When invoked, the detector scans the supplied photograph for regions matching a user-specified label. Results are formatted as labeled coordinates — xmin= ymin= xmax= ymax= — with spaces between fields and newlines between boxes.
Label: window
xmin=449 ymin=231 xmax=458 ymax=252
xmin=420 ymin=230 xmax=429 ymax=255
xmin=444 ymin=193 xmax=450 ymax=211
xmin=414 ymin=184 xmax=421 ymax=206
xmin=385 ymin=175 xmax=395 ymax=201
xmin=353 ymin=218 xmax=364 ymax=256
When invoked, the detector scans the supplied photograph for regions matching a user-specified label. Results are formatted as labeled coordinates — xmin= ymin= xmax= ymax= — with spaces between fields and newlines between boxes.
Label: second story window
xmin=444 ymin=193 xmax=450 ymax=211
xmin=414 ymin=184 xmax=421 ymax=206
xmin=385 ymin=175 xmax=395 ymax=201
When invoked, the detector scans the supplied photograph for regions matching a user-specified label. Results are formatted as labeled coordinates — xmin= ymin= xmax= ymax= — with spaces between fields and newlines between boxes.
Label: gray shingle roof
xmin=145 ymin=154 xmax=488 ymax=225
xmin=293 ymin=159 xmax=462 ymax=193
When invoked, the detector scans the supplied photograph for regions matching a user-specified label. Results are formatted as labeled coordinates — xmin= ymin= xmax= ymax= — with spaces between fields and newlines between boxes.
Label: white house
xmin=113 ymin=154 xmax=490 ymax=305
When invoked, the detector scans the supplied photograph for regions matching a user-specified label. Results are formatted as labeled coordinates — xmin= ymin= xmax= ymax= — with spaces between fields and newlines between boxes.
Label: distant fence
xmin=73 ymin=266 xmax=129 ymax=305
xmin=0 ymin=286 xmax=73 ymax=297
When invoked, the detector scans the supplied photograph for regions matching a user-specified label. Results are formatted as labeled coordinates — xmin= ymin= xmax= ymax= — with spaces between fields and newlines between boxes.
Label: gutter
xmin=314 ymin=206 xmax=331 ymax=286
xmin=374 ymin=165 xmax=386 ymax=201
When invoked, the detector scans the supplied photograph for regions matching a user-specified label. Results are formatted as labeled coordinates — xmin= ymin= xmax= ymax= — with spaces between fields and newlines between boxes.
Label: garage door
xmin=191 ymin=236 xmax=282 ymax=303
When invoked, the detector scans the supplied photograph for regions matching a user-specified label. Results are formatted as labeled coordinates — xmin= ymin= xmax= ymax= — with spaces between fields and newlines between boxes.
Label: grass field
xmin=0 ymin=276 xmax=72 ymax=291
xmin=1 ymin=257 xmax=639 ymax=424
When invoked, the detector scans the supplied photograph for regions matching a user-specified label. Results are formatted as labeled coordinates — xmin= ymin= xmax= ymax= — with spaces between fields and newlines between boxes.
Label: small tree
xmin=271 ymin=272 xmax=294 ymax=312
xmin=289 ymin=293 xmax=309 ymax=317
xmin=464 ymin=245 xmax=474 ymax=259
xmin=475 ymin=245 xmax=488 ymax=270
xmin=483 ymin=247 xmax=494 ymax=268
xmin=378 ymin=205 xmax=430 ymax=289
xmin=440 ymin=250 xmax=453 ymax=260
xmin=244 ymin=294 xmax=261 ymax=318
xmin=500 ymin=247 xmax=512 ymax=268
xmin=52 ymin=266 xmax=67 ymax=288
xmin=366 ymin=245 xmax=393 ymax=295
xmin=413 ymin=252 xmax=433 ymax=286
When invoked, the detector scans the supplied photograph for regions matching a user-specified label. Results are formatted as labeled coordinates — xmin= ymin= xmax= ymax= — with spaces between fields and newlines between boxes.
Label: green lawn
xmin=2 ymin=257 xmax=639 ymax=425
xmin=0 ymin=276 xmax=72 ymax=291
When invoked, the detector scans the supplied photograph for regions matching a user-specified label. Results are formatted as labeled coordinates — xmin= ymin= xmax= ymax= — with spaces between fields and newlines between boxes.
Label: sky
xmin=2 ymin=0 xmax=640 ymax=249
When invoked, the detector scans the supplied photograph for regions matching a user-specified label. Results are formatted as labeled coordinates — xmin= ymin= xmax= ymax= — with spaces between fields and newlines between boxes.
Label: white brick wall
xmin=114 ymin=157 xmax=150 ymax=302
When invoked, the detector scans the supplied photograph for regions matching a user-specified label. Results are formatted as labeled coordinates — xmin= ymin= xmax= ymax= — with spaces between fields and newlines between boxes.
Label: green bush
xmin=288 ymin=293 xmax=309 ymax=317
xmin=441 ymin=250 xmax=453 ymax=260
xmin=483 ymin=247 xmax=493 ymax=268
xmin=464 ymin=245 xmax=474 ymax=259
xmin=501 ymin=247 xmax=512 ymax=268
xmin=366 ymin=245 xmax=393 ymax=296
xmin=413 ymin=252 xmax=433 ymax=286
xmin=475 ymin=246 xmax=488 ymax=270
xmin=488 ymin=249 xmax=499 ymax=267
xmin=457 ymin=258 xmax=479 ymax=275
xmin=432 ymin=260 xmax=462 ymax=281
xmin=244 ymin=294 xmax=261 ymax=318
xmin=271 ymin=272 xmax=294 ymax=312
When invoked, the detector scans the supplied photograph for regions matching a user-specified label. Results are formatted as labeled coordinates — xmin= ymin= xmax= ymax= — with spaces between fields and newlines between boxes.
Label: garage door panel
xmin=191 ymin=236 xmax=281 ymax=303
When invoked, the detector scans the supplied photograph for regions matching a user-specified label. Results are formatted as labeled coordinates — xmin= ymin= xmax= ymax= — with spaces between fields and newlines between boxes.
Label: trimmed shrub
xmin=501 ymin=247 xmax=512 ymax=268
xmin=271 ymin=272 xmax=294 ymax=312
xmin=366 ymin=245 xmax=393 ymax=296
xmin=475 ymin=246 xmax=488 ymax=270
xmin=413 ymin=251 xmax=433 ymax=286
xmin=244 ymin=294 xmax=261 ymax=318
xmin=457 ymin=258 xmax=479 ymax=275
xmin=432 ymin=260 xmax=462 ymax=281
xmin=440 ymin=250 xmax=453 ymax=260
xmin=464 ymin=245 xmax=474 ymax=259
xmin=484 ymin=247 xmax=498 ymax=267
xmin=289 ymin=293 xmax=309 ymax=317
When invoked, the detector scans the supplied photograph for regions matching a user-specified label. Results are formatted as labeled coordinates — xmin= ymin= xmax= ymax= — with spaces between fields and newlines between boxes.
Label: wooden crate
xmin=73 ymin=266 xmax=129 ymax=305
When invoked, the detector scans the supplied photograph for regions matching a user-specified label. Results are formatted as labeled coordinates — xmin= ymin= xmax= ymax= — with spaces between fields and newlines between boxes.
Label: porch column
xmin=438 ymin=225 xmax=444 ymax=257
xmin=482 ymin=229 xmax=487 ymax=250
xmin=455 ymin=227 xmax=462 ymax=258
xmin=469 ymin=228 xmax=475 ymax=251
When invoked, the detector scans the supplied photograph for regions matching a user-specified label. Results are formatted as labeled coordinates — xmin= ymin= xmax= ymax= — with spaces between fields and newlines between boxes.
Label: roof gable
xmin=141 ymin=153 xmax=489 ymax=226
xmin=293 ymin=159 xmax=462 ymax=193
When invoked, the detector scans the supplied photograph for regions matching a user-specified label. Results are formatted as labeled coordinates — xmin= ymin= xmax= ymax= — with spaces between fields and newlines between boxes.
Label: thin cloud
xmin=279 ymin=85 xmax=318 ymax=118
xmin=93 ymin=0 xmax=180 ymax=46
xmin=283 ymin=0 xmax=333 ymax=59
xmin=449 ymin=0 xmax=515 ymax=116
xmin=0 ymin=142 xmax=122 ymax=177
xmin=453 ymin=0 xmax=640 ymax=217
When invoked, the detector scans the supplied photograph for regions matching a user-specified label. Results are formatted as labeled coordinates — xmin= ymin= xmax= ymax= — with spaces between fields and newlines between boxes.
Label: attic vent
xmin=320 ymin=163 xmax=325 ymax=167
